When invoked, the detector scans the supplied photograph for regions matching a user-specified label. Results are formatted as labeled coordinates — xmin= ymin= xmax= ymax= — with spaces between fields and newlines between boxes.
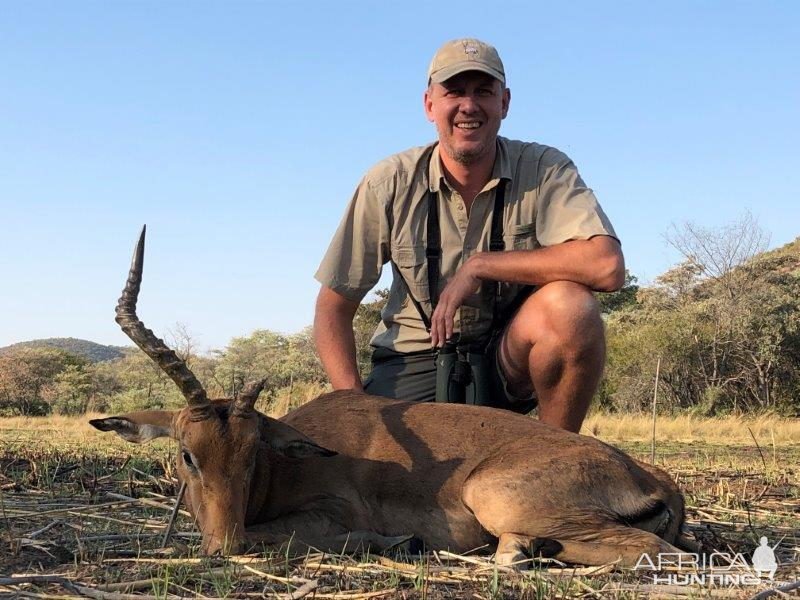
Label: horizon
xmin=2 ymin=1 xmax=798 ymax=351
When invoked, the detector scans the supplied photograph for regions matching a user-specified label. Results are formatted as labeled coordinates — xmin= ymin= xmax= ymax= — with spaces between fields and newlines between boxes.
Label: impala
xmin=91 ymin=226 xmax=696 ymax=565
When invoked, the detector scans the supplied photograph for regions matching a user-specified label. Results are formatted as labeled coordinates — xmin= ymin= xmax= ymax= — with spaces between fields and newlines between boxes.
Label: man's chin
xmin=443 ymin=143 xmax=487 ymax=166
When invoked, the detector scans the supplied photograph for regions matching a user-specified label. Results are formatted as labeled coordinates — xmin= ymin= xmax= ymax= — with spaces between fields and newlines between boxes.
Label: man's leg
xmin=363 ymin=349 xmax=438 ymax=403
xmin=498 ymin=281 xmax=605 ymax=433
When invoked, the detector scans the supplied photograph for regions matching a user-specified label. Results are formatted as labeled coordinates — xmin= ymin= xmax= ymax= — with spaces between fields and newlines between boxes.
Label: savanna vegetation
xmin=1 ymin=215 xmax=798 ymax=597
xmin=1 ymin=215 xmax=797 ymax=418
xmin=2 ymin=413 xmax=797 ymax=597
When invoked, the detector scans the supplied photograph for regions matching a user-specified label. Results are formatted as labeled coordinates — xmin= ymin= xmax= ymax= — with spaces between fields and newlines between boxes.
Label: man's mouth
xmin=455 ymin=121 xmax=482 ymax=130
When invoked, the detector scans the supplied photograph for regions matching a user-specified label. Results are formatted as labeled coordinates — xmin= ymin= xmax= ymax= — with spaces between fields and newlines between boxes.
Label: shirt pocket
xmin=511 ymin=223 xmax=539 ymax=250
xmin=391 ymin=244 xmax=430 ymax=302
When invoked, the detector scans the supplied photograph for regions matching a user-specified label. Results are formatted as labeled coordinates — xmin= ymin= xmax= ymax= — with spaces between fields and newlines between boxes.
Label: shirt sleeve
xmin=534 ymin=148 xmax=618 ymax=247
xmin=314 ymin=173 xmax=391 ymax=302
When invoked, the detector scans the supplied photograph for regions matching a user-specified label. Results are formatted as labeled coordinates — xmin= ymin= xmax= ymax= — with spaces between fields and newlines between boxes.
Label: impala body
xmin=91 ymin=227 xmax=694 ymax=566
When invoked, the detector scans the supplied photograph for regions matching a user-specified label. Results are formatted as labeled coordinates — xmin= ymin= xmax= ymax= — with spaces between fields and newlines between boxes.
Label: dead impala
xmin=91 ymin=226 xmax=696 ymax=565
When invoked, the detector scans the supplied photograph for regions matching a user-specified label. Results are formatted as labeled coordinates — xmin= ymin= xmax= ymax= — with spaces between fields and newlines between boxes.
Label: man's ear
xmin=262 ymin=419 xmax=337 ymax=459
xmin=501 ymin=87 xmax=510 ymax=119
xmin=90 ymin=410 xmax=176 ymax=444
xmin=423 ymin=88 xmax=435 ymax=123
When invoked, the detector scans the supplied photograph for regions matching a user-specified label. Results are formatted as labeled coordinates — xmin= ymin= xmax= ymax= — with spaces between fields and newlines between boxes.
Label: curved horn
xmin=115 ymin=226 xmax=212 ymax=417
xmin=232 ymin=378 xmax=267 ymax=418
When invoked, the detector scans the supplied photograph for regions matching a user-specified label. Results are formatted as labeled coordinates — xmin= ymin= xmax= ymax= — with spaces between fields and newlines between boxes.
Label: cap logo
xmin=464 ymin=43 xmax=479 ymax=56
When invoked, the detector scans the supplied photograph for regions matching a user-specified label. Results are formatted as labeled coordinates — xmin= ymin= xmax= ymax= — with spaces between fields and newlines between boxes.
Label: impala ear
xmin=262 ymin=419 xmax=337 ymax=459
xmin=275 ymin=439 xmax=338 ymax=459
xmin=90 ymin=410 xmax=176 ymax=444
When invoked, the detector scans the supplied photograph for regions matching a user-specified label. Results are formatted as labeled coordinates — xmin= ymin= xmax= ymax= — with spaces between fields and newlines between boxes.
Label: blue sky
xmin=1 ymin=1 xmax=798 ymax=351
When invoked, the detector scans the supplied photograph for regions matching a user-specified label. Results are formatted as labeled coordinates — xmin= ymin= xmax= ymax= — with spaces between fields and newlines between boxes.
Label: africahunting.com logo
xmin=634 ymin=537 xmax=780 ymax=586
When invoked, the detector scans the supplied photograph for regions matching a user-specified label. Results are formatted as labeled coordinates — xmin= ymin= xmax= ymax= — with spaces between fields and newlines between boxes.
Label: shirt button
xmin=458 ymin=202 xmax=464 ymax=210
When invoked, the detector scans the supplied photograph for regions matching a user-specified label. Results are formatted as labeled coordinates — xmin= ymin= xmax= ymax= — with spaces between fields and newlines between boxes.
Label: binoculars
xmin=434 ymin=336 xmax=494 ymax=406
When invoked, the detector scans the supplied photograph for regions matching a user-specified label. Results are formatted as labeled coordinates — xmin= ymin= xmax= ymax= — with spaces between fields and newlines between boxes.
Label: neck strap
xmin=405 ymin=180 xmax=507 ymax=332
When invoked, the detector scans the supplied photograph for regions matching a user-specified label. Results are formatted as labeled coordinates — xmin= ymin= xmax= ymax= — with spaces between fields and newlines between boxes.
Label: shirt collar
xmin=428 ymin=137 xmax=512 ymax=193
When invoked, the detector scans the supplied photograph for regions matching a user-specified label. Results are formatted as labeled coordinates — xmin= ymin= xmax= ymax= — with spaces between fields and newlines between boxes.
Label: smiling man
xmin=314 ymin=39 xmax=623 ymax=432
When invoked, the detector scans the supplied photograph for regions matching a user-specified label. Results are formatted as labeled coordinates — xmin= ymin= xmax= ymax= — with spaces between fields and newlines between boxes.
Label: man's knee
xmin=512 ymin=281 xmax=603 ymax=350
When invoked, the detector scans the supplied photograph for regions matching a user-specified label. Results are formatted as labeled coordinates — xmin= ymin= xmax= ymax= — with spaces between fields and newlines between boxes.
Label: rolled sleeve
xmin=315 ymin=175 xmax=390 ymax=301
xmin=535 ymin=149 xmax=617 ymax=247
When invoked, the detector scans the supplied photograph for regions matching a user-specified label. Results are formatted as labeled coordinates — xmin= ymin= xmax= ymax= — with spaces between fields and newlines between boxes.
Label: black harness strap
xmin=487 ymin=181 xmax=507 ymax=326
xmin=400 ymin=189 xmax=440 ymax=332
xmin=489 ymin=181 xmax=506 ymax=252
xmin=426 ymin=189 xmax=442 ymax=312
xmin=407 ymin=180 xmax=509 ymax=332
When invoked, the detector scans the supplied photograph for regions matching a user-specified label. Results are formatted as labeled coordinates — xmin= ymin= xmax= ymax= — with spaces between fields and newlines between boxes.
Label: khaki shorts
xmin=363 ymin=333 xmax=537 ymax=414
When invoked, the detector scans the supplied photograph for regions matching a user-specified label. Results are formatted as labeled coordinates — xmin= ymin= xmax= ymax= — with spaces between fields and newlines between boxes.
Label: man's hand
xmin=428 ymin=236 xmax=624 ymax=348
xmin=429 ymin=259 xmax=481 ymax=348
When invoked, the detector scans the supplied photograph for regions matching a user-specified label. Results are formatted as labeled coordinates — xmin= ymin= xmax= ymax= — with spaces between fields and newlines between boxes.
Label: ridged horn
xmin=232 ymin=378 xmax=267 ymax=418
xmin=115 ymin=226 xmax=212 ymax=417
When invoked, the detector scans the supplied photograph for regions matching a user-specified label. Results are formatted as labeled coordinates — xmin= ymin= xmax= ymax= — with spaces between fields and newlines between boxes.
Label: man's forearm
xmin=467 ymin=236 xmax=624 ymax=292
xmin=314 ymin=287 xmax=364 ymax=391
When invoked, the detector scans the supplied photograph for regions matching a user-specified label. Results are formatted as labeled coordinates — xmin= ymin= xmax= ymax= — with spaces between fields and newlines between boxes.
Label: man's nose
xmin=458 ymin=94 xmax=480 ymax=114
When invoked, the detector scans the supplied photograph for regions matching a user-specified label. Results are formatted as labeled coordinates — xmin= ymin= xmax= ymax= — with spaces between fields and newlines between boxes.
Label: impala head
xmin=91 ymin=226 xmax=335 ymax=555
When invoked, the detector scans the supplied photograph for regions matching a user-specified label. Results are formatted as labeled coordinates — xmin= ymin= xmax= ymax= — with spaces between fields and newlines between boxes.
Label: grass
xmin=3 ymin=410 xmax=798 ymax=445
xmin=1 ymin=409 xmax=798 ymax=598
xmin=581 ymin=412 xmax=800 ymax=445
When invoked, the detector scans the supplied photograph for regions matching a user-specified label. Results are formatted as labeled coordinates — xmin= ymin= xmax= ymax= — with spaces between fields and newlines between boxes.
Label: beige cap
xmin=427 ymin=38 xmax=505 ymax=85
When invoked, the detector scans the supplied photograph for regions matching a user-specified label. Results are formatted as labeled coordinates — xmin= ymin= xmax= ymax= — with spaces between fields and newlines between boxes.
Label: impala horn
xmin=115 ymin=225 xmax=213 ymax=419
xmin=232 ymin=378 xmax=267 ymax=418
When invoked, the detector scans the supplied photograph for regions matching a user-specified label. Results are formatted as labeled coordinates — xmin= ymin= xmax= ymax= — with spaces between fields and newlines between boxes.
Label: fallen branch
xmin=284 ymin=579 xmax=318 ymax=600
xmin=750 ymin=580 xmax=800 ymax=600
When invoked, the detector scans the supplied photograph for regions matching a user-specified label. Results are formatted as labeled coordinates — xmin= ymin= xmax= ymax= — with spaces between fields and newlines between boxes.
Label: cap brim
xmin=429 ymin=62 xmax=505 ymax=85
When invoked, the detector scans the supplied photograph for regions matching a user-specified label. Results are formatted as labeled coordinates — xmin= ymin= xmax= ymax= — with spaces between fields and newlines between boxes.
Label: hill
xmin=0 ymin=338 xmax=127 ymax=363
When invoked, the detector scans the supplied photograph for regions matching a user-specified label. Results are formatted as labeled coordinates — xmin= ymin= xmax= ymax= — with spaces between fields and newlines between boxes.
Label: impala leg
xmin=549 ymin=529 xmax=682 ymax=568
xmin=497 ymin=526 xmax=681 ymax=568
xmin=496 ymin=533 xmax=542 ymax=567
xmin=244 ymin=513 xmax=411 ymax=556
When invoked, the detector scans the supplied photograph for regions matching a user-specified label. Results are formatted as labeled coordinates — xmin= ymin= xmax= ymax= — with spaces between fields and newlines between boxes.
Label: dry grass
xmin=4 ymin=410 xmax=797 ymax=446
xmin=582 ymin=413 xmax=800 ymax=445
xmin=1 ymin=410 xmax=798 ymax=599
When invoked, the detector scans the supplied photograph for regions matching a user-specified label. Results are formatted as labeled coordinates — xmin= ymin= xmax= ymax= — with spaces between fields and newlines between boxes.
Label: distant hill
xmin=0 ymin=338 xmax=128 ymax=363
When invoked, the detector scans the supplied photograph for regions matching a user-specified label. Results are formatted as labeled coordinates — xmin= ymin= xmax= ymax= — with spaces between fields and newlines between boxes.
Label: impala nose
xmin=203 ymin=535 xmax=248 ymax=556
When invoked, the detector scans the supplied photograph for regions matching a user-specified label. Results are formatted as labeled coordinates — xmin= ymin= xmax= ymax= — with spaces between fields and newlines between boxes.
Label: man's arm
xmin=314 ymin=285 xmax=364 ymax=391
xmin=429 ymin=235 xmax=624 ymax=346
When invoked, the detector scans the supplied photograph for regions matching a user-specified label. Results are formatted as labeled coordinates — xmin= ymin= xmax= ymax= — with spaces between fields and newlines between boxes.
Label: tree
xmin=167 ymin=322 xmax=200 ymax=372
xmin=353 ymin=289 xmax=388 ymax=379
xmin=45 ymin=363 xmax=93 ymax=415
xmin=664 ymin=211 xmax=769 ymax=300
xmin=213 ymin=330 xmax=289 ymax=398
xmin=601 ymin=227 xmax=800 ymax=415
xmin=0 ymin=348 xmax=83 ymax=415
xmin=596 ymin=270 xmax=639 ymax=314
xmin=106 ymin=348 xmax=184 ymax=413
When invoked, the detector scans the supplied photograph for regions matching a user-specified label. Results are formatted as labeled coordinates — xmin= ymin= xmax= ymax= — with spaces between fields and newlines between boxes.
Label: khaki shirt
xmin=315 ymin=136 xmax=617 ymax=354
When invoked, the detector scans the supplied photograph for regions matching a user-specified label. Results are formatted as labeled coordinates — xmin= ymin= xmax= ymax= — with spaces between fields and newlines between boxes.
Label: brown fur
xmin=91 ymin=390 xmax=691 ymax=566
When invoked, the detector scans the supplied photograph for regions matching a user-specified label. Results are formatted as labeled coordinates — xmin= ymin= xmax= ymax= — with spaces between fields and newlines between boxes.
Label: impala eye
xmin=182 ymin=450 xmax=198 ymax=472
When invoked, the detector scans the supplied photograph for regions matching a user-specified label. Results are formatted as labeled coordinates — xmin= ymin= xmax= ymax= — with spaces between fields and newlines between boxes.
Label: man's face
xmin=424 ymin=71 xmax=510 ymax=166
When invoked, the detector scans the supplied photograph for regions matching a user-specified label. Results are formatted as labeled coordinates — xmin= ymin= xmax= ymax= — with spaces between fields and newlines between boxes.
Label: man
xmin=314 ymin=38 xmax=624 ymax=433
